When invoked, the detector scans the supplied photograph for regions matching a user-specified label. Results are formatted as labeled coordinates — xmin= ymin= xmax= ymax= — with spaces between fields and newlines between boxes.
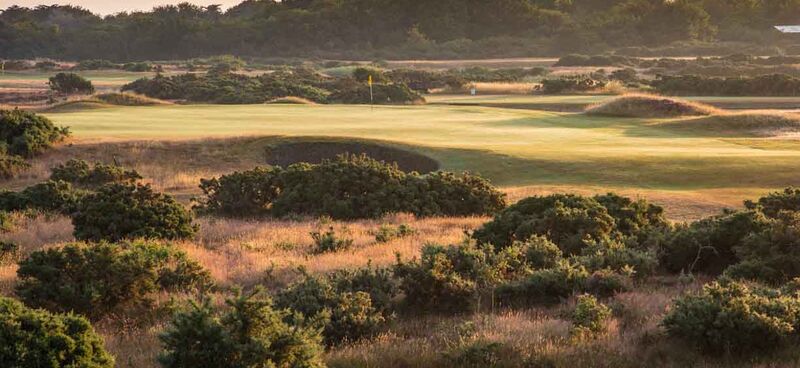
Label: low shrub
xmin=659 ymin=210 xmax=770 ymax=275
xmin=540 ymin=76 xmax=606 ymax=94
xmin=572 ymin=240 xmax=657 ymax=278
xmin=521 ymin=235 xmax=563 ymax=269
xmin=159 ymin=290 xmax=325 ymax=368
xmin=74 ymin=59 xmax=118 ymax=70
xmin=394 ymin=242 xmax=502 ymax=313
xmin=50 ymin=159 xmax=142 ymax=188
xmin=48 ymin=72 xmax=95 ymax=95
xmin=73 ymin=183 xmax=197 ymax=241
xmin=274 ymin=273 xmax=386 ymax=345
xmin=496 ymin=260 xmax=589 ymax=307
xmin=0 ymin=296 xmax=114 ymax=367
xmin=583 ymin=269 xmax=632 ymax=298
xmin=330 ymin=265 xmax=399 ymax=314
xmin=571 ymin=294 xmax=612 ymax=337
xmin=445 ymin=340 xmax=507 ymax=368
xmin=0 ymin=180 xmax=83 ymax=214
xmin=0 ymin=109 xmax=69 ymax=157
xmin=651 ymin=74 xmax=800 ymax=96
xmin=662 ymin=279 xmax=800 ymax=353
xmin=472 ymin=194 xmax=616 ymax=254
xmin=327 ymin=82 xmax=425 ymax=105
xmin=725 ymin=211 xmax=800 ymax=284
xmin=372 ymin=223 xmax=415 ymax=243
xmin=122 ymin=61 xmax=152 ymax=72
xmin=745 ymin=187 xmax=800 ymax=218
xmin=0 ymin=153 xmax=29 ymax=179
xmin=310 ymin=226 xmax=354 ymax=254
xmin=197 ymin=154 xmax=506 ymax=220
xmin=15 ymin=241 xmax=212 ymax=320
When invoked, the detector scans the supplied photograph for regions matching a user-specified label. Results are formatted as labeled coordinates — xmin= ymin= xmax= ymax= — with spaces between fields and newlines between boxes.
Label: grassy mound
xmin=586 ymin=94 xmax=718 ymax=118
xmin=94 ymin=92 xmax=170 ymax=106
xmin=659 ymin=112 xmax=800 ymax=137
xmin=266 ymin=96 xmax=318 ymax=105
xmin=265 ymin=139 xmax=440 ymax=173
xmin=44 ymin=100 xmax=112 ymax=113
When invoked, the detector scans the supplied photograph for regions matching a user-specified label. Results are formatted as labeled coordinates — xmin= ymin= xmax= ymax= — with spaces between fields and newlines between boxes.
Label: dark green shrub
xmin=571 ymin=294 xmax=612 ymax=336
xmin=540 ymin=76 xmax=606 ymax=94
xmin=198 ymin=154 xmax=505 ymax=220
xmin=275 ymin=273 xmax=385 ymax=345
xmin=593 ymin=193 xmax=668 ymax=240
xmin=34 ymin=60 xmax=58 ymax=70
xmin=659 ymin=210 xmax=770 ymax=275
xmin=310 ymin=226 xmax=353 ymax=254
xmin=330 ymin=265 xmax=399 ymax=314
xmin=0 ymin=180 xmax=81 ymax=214
xmin=159 ymin=290 xmax=324 ymax=368
xmin=328 ymin=82 xmax=425 ymax=105
xmin=73 ymin=183 xmax=197 ymax=242
xmin=520 ymin=235 xmax=563 ymax=269
xmin=50 ymin=159 xmax=142 ymax=188
xmin=583 ymin=269 xmax=631 ymax=298
xmin=572 ymin=240 xmax=657 ymax=278
xmin=196 ymin=166 xmax=282 ymax=217
xmin=48 ymin=72 xmax=95 ymax=95
xmin=16 ymin=241 xmax=212 ymax=320
xmin=496 ymin=260 xmax=589 ymax=307
xmin=472 ymin=194 xmax=616 ymax=254
xmin=352 ymin=67 xmax=388 ymax=83
xmin=122 ymin=61 xmax=152 ymax=72
xmin=0 ymin=153 xmax=29 ymax=179
xmin=0 ymin=296 xmax=114 ymax=367
xmin=406 ymin=171 xmax=507 ymax=217
xmin=745 ymin=187 xmax=800 ymax=218
xmin=394 ymin=242 xmax=502 ymax=313
xmin=0 ymin=109 xmax=69 ymax=157
xmin=372 ymin=223 xmax=415 ymax=243
xmin=662 ymin=280 xmax=800 ymax=353
xmin=651 ymin=74 xmax=800 ymax=96
xmin=0 ymin=241 xmax=18 ymax=266
xmin=0 ymin=212 xmax=12 ymax=232
xmin=74 ymin=59 xmax=117 ymax=70
xmin=725 ymin=211 xmax=800 ymax=284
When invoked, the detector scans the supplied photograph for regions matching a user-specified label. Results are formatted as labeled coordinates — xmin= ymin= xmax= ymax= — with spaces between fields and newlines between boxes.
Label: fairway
xmin=42 ymin=103 xmax=800 ymax=198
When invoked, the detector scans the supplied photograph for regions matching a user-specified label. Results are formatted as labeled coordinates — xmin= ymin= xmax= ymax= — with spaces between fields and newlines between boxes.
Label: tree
xmin=48 ymin=72 xmax=95 ymax=95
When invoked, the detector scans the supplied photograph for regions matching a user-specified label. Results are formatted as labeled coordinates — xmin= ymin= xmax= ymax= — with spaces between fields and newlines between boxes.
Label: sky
xmin=2 ymin=1 xmax=244 ymax=15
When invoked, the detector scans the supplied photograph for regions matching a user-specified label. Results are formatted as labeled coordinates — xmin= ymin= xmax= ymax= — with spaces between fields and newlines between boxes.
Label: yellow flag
xmin=368 ymin=75 xmax=373 ymax=86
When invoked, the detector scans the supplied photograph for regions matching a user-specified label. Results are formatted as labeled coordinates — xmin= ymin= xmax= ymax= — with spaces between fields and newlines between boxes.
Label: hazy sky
xmin=2 ymin=1 xmax=244 ymax=14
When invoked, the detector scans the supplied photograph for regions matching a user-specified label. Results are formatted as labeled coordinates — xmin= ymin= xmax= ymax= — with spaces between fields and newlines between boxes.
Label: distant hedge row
xmin=651 ymin=74 xmax=800 ymax=96
xmin=196 ymin=154 xmax=506 ymax=219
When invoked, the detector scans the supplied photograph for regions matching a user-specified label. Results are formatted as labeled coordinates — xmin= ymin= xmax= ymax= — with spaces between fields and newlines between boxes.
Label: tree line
xmin=1 ymin=0 xmax=799 ymax=61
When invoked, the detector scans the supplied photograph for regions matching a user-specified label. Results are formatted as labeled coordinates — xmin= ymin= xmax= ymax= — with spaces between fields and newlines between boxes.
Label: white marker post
xmin=368 ymin=74 xmax=374 ymax=110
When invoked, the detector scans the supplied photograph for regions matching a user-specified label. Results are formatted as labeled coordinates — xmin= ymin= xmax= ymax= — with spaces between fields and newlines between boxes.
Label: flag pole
xmin=368 ymin=74 xmax=374 ymax=111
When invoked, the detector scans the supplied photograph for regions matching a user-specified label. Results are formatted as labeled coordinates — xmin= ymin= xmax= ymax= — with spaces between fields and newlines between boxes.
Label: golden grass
xmin=469 ymin=82 xmax=539 ymax=95
xmin=585 ymin=93 xmax=720 ymax=118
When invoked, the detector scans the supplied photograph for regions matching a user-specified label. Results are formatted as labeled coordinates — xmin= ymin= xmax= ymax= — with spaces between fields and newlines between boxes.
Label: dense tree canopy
xmin=1 ymin=0 xmax=798 ymax=60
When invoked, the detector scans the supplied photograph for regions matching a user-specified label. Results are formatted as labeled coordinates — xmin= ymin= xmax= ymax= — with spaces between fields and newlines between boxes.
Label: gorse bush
xmin=651 ymin=74 xmax=800 ymax=96
xmin=0 ymin=297 xmax=114 ymax=368
xmin=571 ymin=294 xmax=612 ymax=336
xmin=725 ymin=211 xmax=800 ymax=284
xmin=394 ymin=242 xmax=509 ymax=313
xmin=540 ymin=76 xmax=606 ymax=94
xmin=73 ymin=183 xmax=197 ymax=241
xmin=0 ymin=154 xmax=29 ymax=179
xmin=473 ymin=193 xmax=665 ymax=254
xmin=0 ymin=109 xmax=69 ymax=158
xmin=275 ymin=272 xmax=386 ymax=345
xmin=310 ymin=226 xmax=354 ymax=254
xmin=16 ymin=241 xmax=212 ymax=320
xmin=197 ymin=154 xmax=506 ymax=220
xmin=50 ymin=159 xmax=142 ymax=188
xmin=372 ymin=223 xmax=415 ymax=243
xmin=328 ymin=81 xmax=424 ymax=105
xmin=662 ymin=279 xmax=800 ymax=353
xmin=745 ymin=187 xmax=800 ymax=218
xmin=159 ymin=290 xmax=324 ymax=368
xmin=497 ymin=260 xmax=589 ymax=306
xmin=0 ymin=180 xmax=83 ymax=214
xmin=48 ymin=72 xmax=95 ymax=95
